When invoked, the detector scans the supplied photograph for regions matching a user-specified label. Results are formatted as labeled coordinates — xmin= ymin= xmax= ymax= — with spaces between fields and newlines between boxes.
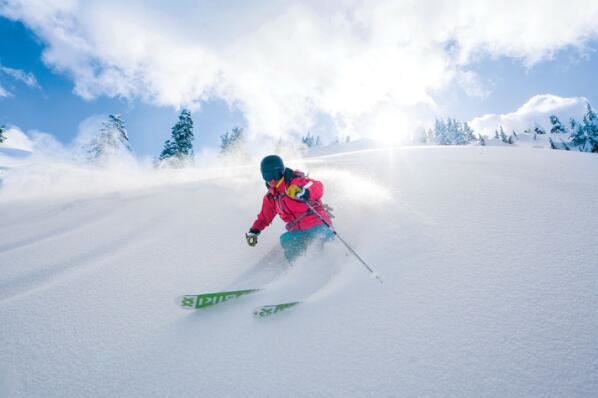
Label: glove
xmin=287 ymin=184 xmax=309 ymax=200
xmin=245 ymin=230 xmax=259 ymax=247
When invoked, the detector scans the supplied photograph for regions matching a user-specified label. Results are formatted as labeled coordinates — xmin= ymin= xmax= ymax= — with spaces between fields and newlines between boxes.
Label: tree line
xmin=423 ymin=103 xmax=598 ymax=153
xmin=3 ymin=104 xmax=596 ymax=162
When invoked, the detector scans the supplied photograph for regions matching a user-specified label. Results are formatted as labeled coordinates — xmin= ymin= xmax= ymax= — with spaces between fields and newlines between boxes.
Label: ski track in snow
xmin=1 ymin=146 xmax=597 ymax=397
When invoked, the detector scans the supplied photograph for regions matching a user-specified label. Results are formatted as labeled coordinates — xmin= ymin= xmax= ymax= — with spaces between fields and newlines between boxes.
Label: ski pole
xmin=302 ymin=199 xmax=383 ymax=284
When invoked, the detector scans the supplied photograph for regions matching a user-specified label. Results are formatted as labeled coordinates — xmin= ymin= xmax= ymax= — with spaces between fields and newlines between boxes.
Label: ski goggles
xmin=262 ymin=168 xmax=283 ymax=181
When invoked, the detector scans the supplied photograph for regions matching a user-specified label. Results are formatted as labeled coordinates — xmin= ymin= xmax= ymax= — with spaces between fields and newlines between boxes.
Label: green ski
xmin=253 ymin=301 xmax=301 ymax=318
xmin=177 ymin=289 xmax=261 ymax=310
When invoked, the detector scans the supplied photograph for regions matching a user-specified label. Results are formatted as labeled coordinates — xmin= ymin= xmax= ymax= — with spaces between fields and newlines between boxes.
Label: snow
xmin=0 ymin=127 xmax=34 ymax=153
xmin=1 ymin=146 xmax=597 ymax=397
xmin=469 ymin=94 xmax=589 ymax=136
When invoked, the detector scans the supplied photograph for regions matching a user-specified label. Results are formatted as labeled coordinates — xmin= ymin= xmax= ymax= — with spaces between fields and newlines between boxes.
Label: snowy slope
xmin=1 ymin=146 xmax=597 ymax=397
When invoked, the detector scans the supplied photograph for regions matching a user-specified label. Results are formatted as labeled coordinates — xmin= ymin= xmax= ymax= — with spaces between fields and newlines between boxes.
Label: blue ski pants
xmin=279 ymin=224 xmax=335 ymax=263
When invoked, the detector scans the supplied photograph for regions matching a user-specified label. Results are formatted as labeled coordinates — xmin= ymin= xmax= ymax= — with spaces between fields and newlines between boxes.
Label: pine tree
xmin=302 ymin=133 xmax=315 ymax=148
xmin=549 ymin=115 xmax=567 ymax=134
xmin=159 ymin=109 xmax=195 ymax=165
xmin=582 ymin=103 xmax=598 ymax=152
xmin=569 ymin=123 xmax=587 ymax=151
xmin=158 ymin=140 xmax=178 ymax=161
xmin=315 ymin=136 xmax=321 ymax=146
xmin=499 ymin=126 xmax=508 ymax=143
xmin=172 ymin=109 xmax=194 ymax=158
xmin=446 ymin=118 xmax=455 ymax=144
xmin=570 ymin=104 xmax=598 ymax=152
xmin=87 ymin=114 xmax=131 ymax=161
xmin=478 ymin=134 xmax=486 ymax=146
xmin=451 ymin=118 xmax=467 ymax=145
xmin=0 ymin=125 xmax=6 ymax=144
xmin=534 ymin=126 xmax=546 ymax=135
xmin=463 ymin=122 xmax=475 ymax=142
xmin=435 ymin=119 xmax=450 ymax=145
xmin=494 ymin=130 xmax=500 ymax=140
xmin=220 ymin=126 xmax=243 ymax=154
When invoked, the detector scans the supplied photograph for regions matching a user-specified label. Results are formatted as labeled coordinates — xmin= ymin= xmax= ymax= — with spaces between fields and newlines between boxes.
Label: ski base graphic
xmin=253 ymin=302 xmax=301 ymax=318
xmin=178 ymin=289 xmax=261 ymax=310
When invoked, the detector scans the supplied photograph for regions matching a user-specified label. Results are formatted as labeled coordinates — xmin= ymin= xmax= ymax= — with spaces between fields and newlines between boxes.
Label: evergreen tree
xmin=569 ymin=104 xmax=598 ymax=152
xmin=450 ymin=118 xmax=467 ymax=145
xmin=478 ymin=134 xmax=486 ymax=146
xmin=494 ymin=129 xmax=500 ymax=140
xmin=315 ymin=136 xmax=321 ymax=146
xmin=463 ymin=122 xmax=476 ymax=142
xmin=435 ymin=119 xmax=450 ymax=145
xmin=582 ymin=103 xmax=598 ymax=152
xmin=220 ymin=126 xmax=243 ymax=154
xmin=87 ymin=114 xmax=131 ymax=161
xmin=429 ymin=118 xmax=475 ymax=145
xmin=0 ymin=125 xmax=6 ymax=144
xmin=158 ymin=140 xmax=178 ymax=161
xmin=172 ymin=109 xmax=194 ymax=157
xmin=159 ymin=109 xmax=195 ymax=164
xmin=345 ymin=135 xmax=351 ymax=144
xmin=302 ymin=132 xmax=315 ymax=148
xmin=569 ymin=123 xmax=587 ymax=150
xmin=499 ymin=126 xmax=508 ymax=143
xmin=446 ymin=118 xmax=455 ymax=143
xmin=534 ymin=126 xmax=546 ymax=135
xmin=549 ymin=115 xmax=567 ymax=134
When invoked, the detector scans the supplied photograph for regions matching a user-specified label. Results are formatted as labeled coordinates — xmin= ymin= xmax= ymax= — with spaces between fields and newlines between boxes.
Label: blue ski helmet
xmin=260 ymin=155 xmax=285 ymax=181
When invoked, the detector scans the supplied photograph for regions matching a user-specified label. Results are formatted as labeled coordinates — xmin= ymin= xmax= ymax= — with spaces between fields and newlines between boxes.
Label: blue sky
xmin=442 ymin=51 xmax=598 ymax=122
xmin=0 ymin=18 xmax=245 ymax=156
xmin=1 ymin=3 xmax=598 ymax=155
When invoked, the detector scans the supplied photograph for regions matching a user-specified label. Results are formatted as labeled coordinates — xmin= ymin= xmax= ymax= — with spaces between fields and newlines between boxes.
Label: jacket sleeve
xmin=251 ymin=194 xmax=277 ymax=232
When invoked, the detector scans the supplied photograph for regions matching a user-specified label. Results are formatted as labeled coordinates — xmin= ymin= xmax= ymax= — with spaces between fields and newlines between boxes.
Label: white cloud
xmin=456 ymin=70 xmax=491 ymax=99
xmin=2 ymin=0 xmax=598 ymax=140
xmin=28 ymin=130 xmax=67 ymax=155
xmin=0 ymin=126 xmax=34 ymax=152
xmin=0 ymin=83 xmax=11 ymax=97
xmin=0 ymin=65 xmax=41 ymax=89
xmin=469 ymin=94 xmax=589 ymax=135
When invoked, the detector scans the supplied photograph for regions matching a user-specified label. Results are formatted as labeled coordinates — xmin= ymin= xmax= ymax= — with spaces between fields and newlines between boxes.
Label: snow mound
xmin=1 ymin=146 xmax=597 ymax=397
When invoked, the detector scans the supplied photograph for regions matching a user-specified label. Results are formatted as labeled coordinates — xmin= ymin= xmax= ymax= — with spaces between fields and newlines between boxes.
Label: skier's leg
xmin=280 ymin=230 xmax=310 ymax=263
xmin=307 ymin=224 xmax=335 ymax=251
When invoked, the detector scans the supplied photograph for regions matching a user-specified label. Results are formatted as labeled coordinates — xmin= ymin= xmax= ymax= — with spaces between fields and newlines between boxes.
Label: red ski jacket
xmin=251 ymin=168 xmax=332 ymax=233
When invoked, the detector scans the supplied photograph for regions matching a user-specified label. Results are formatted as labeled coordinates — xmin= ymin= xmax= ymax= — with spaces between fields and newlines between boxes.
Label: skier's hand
xmin=287 ymin=184 xmax=309 ymax=200
xmin=245 ymin=231 xmax=259 ymax=247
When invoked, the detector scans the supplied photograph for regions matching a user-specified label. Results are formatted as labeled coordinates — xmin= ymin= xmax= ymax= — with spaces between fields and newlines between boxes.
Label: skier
xmin=246 ymin=155 xmax=334 ymax=262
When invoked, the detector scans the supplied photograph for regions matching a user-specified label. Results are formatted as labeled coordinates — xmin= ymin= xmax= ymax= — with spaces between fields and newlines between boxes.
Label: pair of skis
xmin=177 ymin=289 xmax=301 ymax=318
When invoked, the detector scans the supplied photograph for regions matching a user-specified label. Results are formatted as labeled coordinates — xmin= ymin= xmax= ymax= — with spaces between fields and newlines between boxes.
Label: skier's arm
xmin=250 ymin=194 xmax=277 ymax=233
xmin=289 ymin=177 xmax=324 ymax=201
